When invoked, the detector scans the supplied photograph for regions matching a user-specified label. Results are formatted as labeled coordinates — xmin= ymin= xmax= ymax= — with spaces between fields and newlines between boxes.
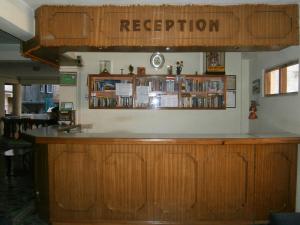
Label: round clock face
xmin=150 ymin=52 xmax=165 ymax=69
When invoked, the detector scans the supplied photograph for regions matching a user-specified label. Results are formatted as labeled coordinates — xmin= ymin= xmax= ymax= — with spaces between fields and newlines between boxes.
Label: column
xmin=0 ymin=81 xmax=4 ymax=135
xmin=0 ymin=80 xmax=4 ymax=117
xmin=13 ymin=83 xmax=21 ymax=116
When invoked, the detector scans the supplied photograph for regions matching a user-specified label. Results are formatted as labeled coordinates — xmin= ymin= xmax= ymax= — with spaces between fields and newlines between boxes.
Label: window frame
xmin=264 ymin=61 xmax=299 ymax=97
xmin=46 ymin=84 xmax=53 ymax=94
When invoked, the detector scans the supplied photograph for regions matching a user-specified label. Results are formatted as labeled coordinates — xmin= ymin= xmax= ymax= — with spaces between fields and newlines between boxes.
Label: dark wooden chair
xmin=0 ymin=117 xmax=33 ymax=176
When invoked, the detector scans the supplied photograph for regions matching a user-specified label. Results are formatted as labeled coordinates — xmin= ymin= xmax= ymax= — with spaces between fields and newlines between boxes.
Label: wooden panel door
xmin=48 ymin=144 xmax=98 ymax=221
xmin=254 ymin=144 xmax=297 ymax=221
xmin=153 ymin=146 xmax=200 ymax=222
xmin=197 ymin=145 xmax=255 ymax=221
xmin=102 ymin=151 xmax=147 ymax=218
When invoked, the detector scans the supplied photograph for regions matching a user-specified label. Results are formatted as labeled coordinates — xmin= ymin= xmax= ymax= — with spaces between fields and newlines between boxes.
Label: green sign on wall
xmin=60 ymin=73 xmax=77 ymax=86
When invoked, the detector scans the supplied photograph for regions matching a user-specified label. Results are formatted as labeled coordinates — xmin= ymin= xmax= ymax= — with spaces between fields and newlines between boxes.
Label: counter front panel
xmin=30 ymin=128 xmax=299 ymax=225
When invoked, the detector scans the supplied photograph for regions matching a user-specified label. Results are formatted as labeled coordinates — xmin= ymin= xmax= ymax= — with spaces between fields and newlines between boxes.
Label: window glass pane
xmin=5 ymin=85 xmax=13 ymax=92
xmin=40 ymin=84 xmax=45 ymax=93
xmin=5 ymin=85 xmax=13 ymax=114
xmin=270 ymin=69 xmax=279 ymax=94
xmin=286 ymin=64 xmax=299 ymax=93
xmin=46 ymin=84 xmax=53 ymax=93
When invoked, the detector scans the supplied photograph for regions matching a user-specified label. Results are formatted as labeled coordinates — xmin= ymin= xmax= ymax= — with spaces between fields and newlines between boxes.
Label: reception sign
xmin=23 ymin=4 xmax=299 ymax=67
xmin=35 ymin=4 xmax=298 ymax=48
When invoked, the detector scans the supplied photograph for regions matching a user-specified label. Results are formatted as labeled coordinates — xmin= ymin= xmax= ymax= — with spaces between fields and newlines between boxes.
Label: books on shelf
xmin=92 ymin=96 xmax=133 ymax=108
xmin=136 ymin=76 xmax=178 ymax=93
xmin=89 ymin=74 xmax=226 ymax=109
xmin=182 ymin=79 xmax=224 ymax=93
xmin=181 ymin=94 xmax=224 ymax=108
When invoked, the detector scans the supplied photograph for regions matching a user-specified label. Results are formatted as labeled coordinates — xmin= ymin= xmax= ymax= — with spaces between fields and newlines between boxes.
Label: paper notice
xmin=116 ymin=83 xmax=132 ymax=96
xmin=160 ymin=95 xmax=178 ymax=107
xmin=136 ymin=86 xmax=149 ymax=104
xmin=226 ymin=91 xmax=236 ymax=108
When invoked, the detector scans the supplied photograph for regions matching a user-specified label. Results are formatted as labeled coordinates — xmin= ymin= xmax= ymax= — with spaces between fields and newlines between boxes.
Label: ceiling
xmin=0 ymin=18 xmax=58 ymax=80
xmin=0 ymin=30 xmax=20 ymax=44
xmin=23 ymin=0 xmax=300 ymax=9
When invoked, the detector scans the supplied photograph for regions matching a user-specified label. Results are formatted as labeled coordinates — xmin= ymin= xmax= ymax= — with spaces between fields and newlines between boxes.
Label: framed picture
xmin=137 ymin=67 xmax=146 ymax=75
xmin=204 ymin=52 xmax=225 ymax=74
xmin=226 ymin=90 xmax=236 ymax=108
xmin=61 ymin=102 xmax=73 ymax=110
xmin=226 ymin=75 xmax=236 ymax=90
xmin=60 ymin=73 xmax=77 ymax=86
xmin=99 ymin=60 xmax=111 ymax=73
xmin=252 ymin=79 xmax=261 ymax=94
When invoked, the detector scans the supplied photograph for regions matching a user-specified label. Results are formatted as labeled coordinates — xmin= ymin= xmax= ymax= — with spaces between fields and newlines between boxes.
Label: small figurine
xmin=248 ymin=101 xmax=258 ymax=120
xmin=128 ymin=64 xmax=134 ymax=74
xmin=102 ymin=62 xmax=109 ymax=73
xmin=167 ymin=65 xmax=173 ymax=75
xmin=176 ymin=61 xmax=183 ymax=75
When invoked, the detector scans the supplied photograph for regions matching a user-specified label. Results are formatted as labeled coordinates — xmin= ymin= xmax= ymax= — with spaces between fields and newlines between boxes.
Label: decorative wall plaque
xmin=226 ymin=75 xmax=236 ymax=90
xmin=99 ymin=60 xmax=111 ymax=73
xmin=204 ymin=52 xmax=225 ymax=74
xmin=150 ymin=52 xmax=165 ymax=69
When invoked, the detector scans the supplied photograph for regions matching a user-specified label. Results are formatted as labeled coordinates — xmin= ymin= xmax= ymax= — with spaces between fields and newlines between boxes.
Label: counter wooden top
xmin=24 ymin=126 xmax=300 ymax=145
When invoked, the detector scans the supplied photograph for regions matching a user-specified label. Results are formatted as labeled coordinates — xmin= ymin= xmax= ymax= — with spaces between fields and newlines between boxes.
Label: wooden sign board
xmin=23 ymin=4 xmax=299 ymax=67
xmin=35 ymin=4 xmax=299 ymax=48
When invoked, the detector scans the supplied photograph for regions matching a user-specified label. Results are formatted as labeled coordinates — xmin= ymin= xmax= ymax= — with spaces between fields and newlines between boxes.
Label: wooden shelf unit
xmin=89 ymin=73 xmax=134 ymax=109
xmin=88 ymin=73 xmax=227 ymax=109
xmin=180 ymin=75 xmax=226 ymax=109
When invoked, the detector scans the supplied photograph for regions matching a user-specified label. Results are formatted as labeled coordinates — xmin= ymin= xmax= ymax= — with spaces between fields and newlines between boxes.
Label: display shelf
xmin=134 ymin=75 xmax=179 ymax=109
xmin=88 ymin=73 xmax=227 ymax=109
xmin=180 ymin=75 xmax=226 ymax=109
xmin=89 ymin=73 xmax=134 ymax=109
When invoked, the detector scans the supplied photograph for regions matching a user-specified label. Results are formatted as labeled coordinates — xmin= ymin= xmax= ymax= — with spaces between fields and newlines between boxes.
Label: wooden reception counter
xmin=26 ymin=126 xmax=300 ymax=225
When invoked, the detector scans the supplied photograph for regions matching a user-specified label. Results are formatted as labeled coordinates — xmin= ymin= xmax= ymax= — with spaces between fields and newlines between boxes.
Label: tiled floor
xmin=0 ymin=155 xmax=48 ymax=225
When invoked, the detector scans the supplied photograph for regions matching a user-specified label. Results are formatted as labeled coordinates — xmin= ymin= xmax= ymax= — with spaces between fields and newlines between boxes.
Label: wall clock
xmin=150 ymin=52 xmax=165 ymax=69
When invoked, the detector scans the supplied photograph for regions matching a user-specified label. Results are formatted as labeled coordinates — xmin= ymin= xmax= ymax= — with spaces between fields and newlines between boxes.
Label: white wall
xmin=241 ymin=58 xmax=250 ymax=133
xmin=247 ymin=45 xmax=300 ymax=211
xmin=0 ymin=44 xmax=28 ymax=61
xmin=0 ymin=0 xmax=34 ymax=40
xmin=58 ymin=66 xmax=80 ymax=123
xmin=248 ymin=46 xmax=300 ymax=133
xmin=63 ymin=52 xmax=250 ymax=134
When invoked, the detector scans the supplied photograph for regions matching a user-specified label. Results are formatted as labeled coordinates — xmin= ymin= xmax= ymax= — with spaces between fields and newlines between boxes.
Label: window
xmin=264 ymin=62 xmax=299 ymax=96
xmin=46 ymin=84 xmax=53 ymax=93
xmin=40 ymin=84 xmax=53 ymax=94
xmin=5 ymin=84 xmax=13 ymax=114
xmin=40 ymin=84 xmax=45 ymax=93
